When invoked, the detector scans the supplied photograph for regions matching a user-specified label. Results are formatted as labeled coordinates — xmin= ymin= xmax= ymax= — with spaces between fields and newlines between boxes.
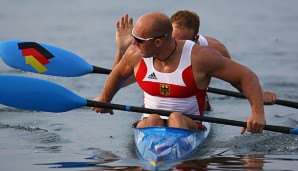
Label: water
xmin=1 ymin=0 xmax=298 ymax=170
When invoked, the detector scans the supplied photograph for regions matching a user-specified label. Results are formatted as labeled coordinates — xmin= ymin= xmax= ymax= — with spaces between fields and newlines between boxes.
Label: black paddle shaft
xmin=207 ymin=87 xmax=298 ymax=109
xmin=85 ymin=100 xmax=293 ymax=134
xmin=92 ymin=66 xmax=111 ymax=75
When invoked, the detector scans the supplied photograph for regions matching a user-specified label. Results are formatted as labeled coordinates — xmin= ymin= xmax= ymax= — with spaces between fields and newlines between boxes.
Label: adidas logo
xmin=147 ymin=72 xmax=157 ymax=79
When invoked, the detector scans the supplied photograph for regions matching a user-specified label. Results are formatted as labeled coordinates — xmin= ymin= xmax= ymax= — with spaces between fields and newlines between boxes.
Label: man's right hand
xmin=91 ymin=96 xmax=114 ymax=115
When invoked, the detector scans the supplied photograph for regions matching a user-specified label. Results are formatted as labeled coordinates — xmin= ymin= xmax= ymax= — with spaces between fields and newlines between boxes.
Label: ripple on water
xmin=224 ymin=132 xmax=298 ymax=154
xmin=0 ymin=122 xmax=48 ymax=132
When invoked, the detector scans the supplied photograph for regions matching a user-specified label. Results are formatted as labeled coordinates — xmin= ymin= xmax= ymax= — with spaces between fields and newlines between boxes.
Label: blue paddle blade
xmin=0 ymin=75 xmax=87 ymax=112
xmin=0 ymin=40 xmax=93 ymax=77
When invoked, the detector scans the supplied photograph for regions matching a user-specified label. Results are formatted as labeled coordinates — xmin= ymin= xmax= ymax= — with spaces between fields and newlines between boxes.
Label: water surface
xmin=0 ymin=0 xmax=298 ymax=170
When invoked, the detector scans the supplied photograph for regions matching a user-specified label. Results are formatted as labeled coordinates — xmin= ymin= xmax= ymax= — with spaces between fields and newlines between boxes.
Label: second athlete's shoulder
xmin=204 ymin=36 xmax=224 ymax=47
xmin=202 ymin=35 xmax=231 ymax=59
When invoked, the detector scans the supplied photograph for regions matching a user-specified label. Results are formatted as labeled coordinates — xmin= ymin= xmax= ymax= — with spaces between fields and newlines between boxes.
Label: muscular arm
xmin=213 ymin=59 xmax=264 ymax=117
xmin=192 ymin=46 xmax=265 ymax=134
xmin=101 ymin=59 xmax=133 ymax=103
xmin=204 ymin=36 xmax=244 ymax=92
xmin=205 ymin=36 xmax=277 ymax=104
xmin=93 ymin=45 xmax=140 ymax=113
xmin=204 ymin=36 xmax=245 ymax=92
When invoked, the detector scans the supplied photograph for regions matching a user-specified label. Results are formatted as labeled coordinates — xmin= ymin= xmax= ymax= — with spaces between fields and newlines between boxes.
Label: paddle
xmin=207 ymin=87 xmax=298 ymax=109
xmin=1 ymin=40 xmax=297 ymax=109
xmin=0 ymin=40 xmax=111 ymax=76
xmin=0 ymin=75 xmax=297 ymax=135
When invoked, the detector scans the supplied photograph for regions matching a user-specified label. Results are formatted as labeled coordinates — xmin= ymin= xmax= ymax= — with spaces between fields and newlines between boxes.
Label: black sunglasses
xmin=131 ymin=28 xmax=169 ymax=44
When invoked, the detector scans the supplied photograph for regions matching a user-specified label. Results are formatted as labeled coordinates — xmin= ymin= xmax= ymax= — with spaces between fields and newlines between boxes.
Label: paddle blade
xmin=0 ymin=75 xmax=87 ymax=112
xmin=0 ymin=40 xmax=93 ymax=77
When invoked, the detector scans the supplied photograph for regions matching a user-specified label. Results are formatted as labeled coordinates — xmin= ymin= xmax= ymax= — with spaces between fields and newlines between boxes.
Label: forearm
xmin=112 ymin=50 xmax=136 ymax=87
xmin=240 ymin=71 xmax=264 ymax=116
xmin=123 ymin=75 xmax=136 ymax=87
xmin=100 ymin=72 xmax=125 ymax=102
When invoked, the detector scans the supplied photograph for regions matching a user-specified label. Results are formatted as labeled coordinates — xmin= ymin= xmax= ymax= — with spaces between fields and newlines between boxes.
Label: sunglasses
xmin=131 ymin=28 xmax=169 ymax=44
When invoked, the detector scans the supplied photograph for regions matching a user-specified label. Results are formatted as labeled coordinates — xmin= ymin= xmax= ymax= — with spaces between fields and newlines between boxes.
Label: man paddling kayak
xmin=111 ymin=12 xmax=277 ymax=111
xmin=93 ymin=12 xmax=266 ymax=134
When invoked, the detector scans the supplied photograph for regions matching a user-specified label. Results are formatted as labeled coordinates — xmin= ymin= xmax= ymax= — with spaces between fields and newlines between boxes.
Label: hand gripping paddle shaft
xmin=0 ymin=75 xmax=297 ymax=135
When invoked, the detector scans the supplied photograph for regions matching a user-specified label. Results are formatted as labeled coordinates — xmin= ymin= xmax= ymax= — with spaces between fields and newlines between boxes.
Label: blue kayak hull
xmin=133 ymin=121 xmax=211 ymax=163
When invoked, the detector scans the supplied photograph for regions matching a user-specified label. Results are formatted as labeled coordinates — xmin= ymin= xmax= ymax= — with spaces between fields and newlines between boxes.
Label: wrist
xmin=252 ymin=110 xmax=265 ymax=118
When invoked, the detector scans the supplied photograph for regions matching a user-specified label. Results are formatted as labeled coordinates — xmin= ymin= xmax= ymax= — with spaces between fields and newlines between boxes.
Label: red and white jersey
xmin=135 ymin=40 xmax=206 ymax=119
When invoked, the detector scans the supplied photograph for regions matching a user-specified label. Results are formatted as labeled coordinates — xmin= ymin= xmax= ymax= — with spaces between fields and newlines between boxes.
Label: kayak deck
xmin=133 ymin=121 xmax=211 ymax=163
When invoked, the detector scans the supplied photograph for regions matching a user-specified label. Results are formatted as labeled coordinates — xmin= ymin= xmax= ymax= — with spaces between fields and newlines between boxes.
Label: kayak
xmin=133 ymin=115 xmax=211 ymax=165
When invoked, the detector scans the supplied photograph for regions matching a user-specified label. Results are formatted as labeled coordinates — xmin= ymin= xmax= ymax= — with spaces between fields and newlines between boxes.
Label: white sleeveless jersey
xmin=197 ymin=35 xmax=208 ymax=46
xmin=135 ymin=40 xmax=207 ymax=119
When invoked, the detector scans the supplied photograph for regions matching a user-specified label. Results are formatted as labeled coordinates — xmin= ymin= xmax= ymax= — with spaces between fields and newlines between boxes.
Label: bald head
xmin=134 ymin=12 xmax=173 ymax=38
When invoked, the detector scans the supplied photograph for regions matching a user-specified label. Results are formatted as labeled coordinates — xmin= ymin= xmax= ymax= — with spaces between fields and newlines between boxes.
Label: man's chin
xmin=140 ymin=52 xmax=149 ymax=58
